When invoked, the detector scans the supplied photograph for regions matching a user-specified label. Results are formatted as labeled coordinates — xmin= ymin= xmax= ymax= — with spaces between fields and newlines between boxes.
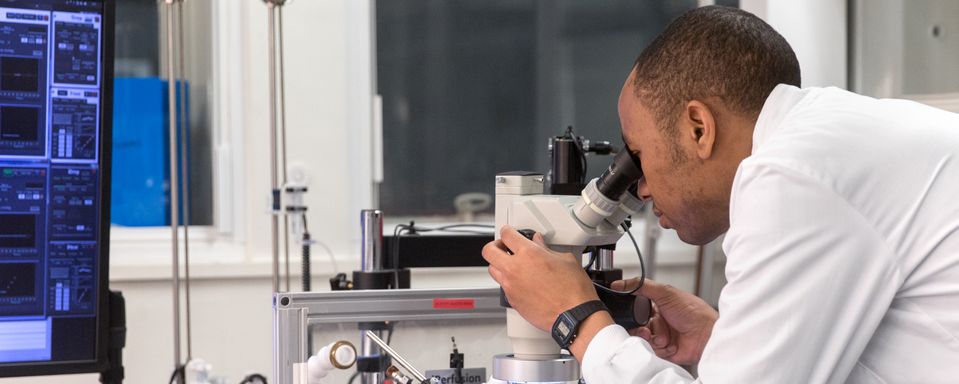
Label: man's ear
xmin=684 ymin=100 xmax=717 ymax=160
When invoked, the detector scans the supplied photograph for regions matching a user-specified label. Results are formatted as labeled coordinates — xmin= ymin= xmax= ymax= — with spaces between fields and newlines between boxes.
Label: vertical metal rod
xmin=359 ymin=210 xmax=384 ymax=272
xmin=175 ymin=0 xmax=193 ymax=361
xmin=277 ymin=5 xmax=290 ymax=293
xmin=267 ymin=2 xmax=280 ymax=293
xmin=361 ymin=331 xmax=385 ymax=384
xmin=368 ymin=0 xmax=380 ymax=207
xmin=596 ymin=248 xmax=614 ymax=270
xmin=164 ymin=0 xmax=182 ymax=373
xmin=643 ymin=205 xmax=659 ymax=279
xmin=359 ymin=209 xmax=384 ymax=384
xmin=697 ymin=239 xmax=721 ymax=304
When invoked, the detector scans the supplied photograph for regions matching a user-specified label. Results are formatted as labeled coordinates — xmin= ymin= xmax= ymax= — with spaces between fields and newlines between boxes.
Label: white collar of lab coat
xmin=752 ymin=84 xmax=809 ymax=154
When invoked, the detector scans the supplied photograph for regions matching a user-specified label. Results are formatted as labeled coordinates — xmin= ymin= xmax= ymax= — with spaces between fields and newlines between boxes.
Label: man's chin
xmin=675 ymin=227 xmax=723 ymax=246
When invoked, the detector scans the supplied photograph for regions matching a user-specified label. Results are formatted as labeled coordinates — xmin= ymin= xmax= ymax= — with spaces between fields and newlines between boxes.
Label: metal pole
xmin=359 ymin=210 xmax=384 ymax=271
xmin=359 ymin=209 xmax=384 ymax=384
xmin=163 ymin=0 xmax=182 ymax=375
xmin=697 ymin=238 xmax=722 ymax=305
xmin=596 ymin=248 xmax=614 ymax=270
xmin=365 ymin=331 xmax=428 ymax=382
xmin=175 ymin=0 xmax=193 ymax=361
xmin=266 ymin=1 xmax=280 ymax=294
xmin=643 ymin=204 xmax=660 ymax=279
xmin=277 ymin=5 xmax=291 ymax=293
xmin=369 ymin=0 xmax=380 ymax=207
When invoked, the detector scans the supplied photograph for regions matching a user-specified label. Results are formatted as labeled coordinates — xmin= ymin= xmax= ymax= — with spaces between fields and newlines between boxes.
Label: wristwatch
xmin=551 ymin=300 xmax=609 ymax=350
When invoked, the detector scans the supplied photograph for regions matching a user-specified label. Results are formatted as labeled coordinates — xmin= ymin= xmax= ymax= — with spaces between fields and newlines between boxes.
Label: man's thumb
xmin=610 ymin=277 xmax=642 ymax=292
xmin=638 ymin=279 xmax=674 ymax=301
xmin=611 ymin=278 xmax=671 ymax=300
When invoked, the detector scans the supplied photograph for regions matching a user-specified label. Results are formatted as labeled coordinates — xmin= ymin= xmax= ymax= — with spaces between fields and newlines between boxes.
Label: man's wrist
xmin=568 ymin=310 xmax=615 ymax=362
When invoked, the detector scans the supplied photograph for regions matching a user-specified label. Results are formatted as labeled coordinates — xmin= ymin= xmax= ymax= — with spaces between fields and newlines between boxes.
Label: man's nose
xmin=637 ymin=176 xmax=652 ymax=202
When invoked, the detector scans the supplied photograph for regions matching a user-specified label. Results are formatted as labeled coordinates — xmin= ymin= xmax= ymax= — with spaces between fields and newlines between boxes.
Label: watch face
xmin=551 ymin=312 xmax=576 ymax=347
xmin=557 ymin=320 xmax=571 ymax=337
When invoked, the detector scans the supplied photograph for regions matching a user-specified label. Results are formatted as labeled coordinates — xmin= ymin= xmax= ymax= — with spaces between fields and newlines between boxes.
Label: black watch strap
xmin=569 ymin=300 xmax=607 ymax=322
xmin=552 ymin=300 xmax=608 ymax=349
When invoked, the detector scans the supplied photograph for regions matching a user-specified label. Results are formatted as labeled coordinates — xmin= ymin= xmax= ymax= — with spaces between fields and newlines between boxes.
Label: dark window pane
xmin=115 ymin=0 xmax=159 ymax=77
xmin=377 ymin=0 xmax=698 ymax=216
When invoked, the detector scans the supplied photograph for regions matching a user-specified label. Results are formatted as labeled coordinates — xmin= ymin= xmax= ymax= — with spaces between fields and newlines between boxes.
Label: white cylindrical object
xmin=308 ymin=341 xmax=357 ymax=384
xmin=506 ymin=309 xmax=560 ymax=359
xmin=607 ymin=188 xmax=645 ymax=226
xmin=572 ymin=179 xmax=621 ymax=229
xmin=596 ymin=248 xmax=614 ymax=270
xmin=359 ymin=209 xmax=384 ymax=272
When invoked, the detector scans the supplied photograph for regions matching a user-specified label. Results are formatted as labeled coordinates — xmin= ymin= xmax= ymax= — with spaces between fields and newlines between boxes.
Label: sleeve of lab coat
xmin=581 ymin=162 xmax=901 ymax=383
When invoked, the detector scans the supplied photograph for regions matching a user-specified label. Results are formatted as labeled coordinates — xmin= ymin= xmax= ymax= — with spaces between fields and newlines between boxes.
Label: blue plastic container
xmin=110 ymin=77 xmax=188 ymax=226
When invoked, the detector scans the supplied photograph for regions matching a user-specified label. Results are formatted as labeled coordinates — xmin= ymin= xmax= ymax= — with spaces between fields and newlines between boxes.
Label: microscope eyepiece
xmin=595 ymin=150 xmax=643 ymax=200
xmin=571 ymin=149 xmax=644 ymax=229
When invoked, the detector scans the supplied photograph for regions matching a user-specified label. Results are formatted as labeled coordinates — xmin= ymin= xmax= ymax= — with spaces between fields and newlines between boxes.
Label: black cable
xmin=623 ymin=221 xmax=647 ymax=291
xmin=587 ymin=223 xmax=646 ymax=296
xmin=435 ymin=223 xmax=494 ymax=229
xmin=167 ymin=364 xmax=185 ymax=384
xmin=566 ymin=126 xmax=589 ymax=184
xmin=395 ymin=223 xmax=494 ymax=235
xmin=386 ymin=322 xmax=394 ymax=345
xmin=390 ymin=222 xmax=495 ymax=273
xmin=347 ymin=371 xmax=360 ymax=384
xmin=302 ymin=230 xmax=311 ymax=291
xmin=583 ymin=249 xmax=597 ymax=271
xmin=391 ymin=223 xmax=410 ymax=287
xmin=427 ymin=228 xmax=493 ymax=235
xmin=238 ymin=373 xmax=268 ymax=384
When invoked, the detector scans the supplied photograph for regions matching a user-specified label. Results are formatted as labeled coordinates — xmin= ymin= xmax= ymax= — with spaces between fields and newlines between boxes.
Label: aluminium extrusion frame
xmin=273 ymin=287 xmax=505 ymax=384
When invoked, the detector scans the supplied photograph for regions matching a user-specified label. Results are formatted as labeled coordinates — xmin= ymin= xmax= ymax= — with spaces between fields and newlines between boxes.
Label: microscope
xmin=489 ymin=146 xmax=652 ymax=384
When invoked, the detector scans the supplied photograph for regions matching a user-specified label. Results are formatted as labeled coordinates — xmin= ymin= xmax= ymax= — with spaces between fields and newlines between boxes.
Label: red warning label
xmin=433 ymin=298 xmax=476 ymax=309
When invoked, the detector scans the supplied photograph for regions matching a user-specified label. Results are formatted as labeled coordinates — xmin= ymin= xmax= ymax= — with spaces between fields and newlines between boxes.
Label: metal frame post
xmin=272 ymin=288 xmax=505 ymax=384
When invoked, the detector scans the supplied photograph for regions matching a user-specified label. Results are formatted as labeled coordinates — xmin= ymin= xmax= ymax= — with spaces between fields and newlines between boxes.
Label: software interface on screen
xmin=0 ymin=0 xmax=105 ymax=364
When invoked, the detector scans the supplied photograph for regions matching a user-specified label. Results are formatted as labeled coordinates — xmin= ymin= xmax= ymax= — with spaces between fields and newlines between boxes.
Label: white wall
xmin=0 ymin=1 xmax=719 ymax=383
xmin=740 ymin=0 xmax=848 ymax=89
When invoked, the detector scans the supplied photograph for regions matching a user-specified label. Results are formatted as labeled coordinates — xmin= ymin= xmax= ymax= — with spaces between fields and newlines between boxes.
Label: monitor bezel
xmin=0 ymin=0 xmax=115 ymax=377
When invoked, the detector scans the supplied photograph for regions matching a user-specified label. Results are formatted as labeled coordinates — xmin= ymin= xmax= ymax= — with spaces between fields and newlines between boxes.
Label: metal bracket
xmin=273 ymin=287 xmax=505 ymax=384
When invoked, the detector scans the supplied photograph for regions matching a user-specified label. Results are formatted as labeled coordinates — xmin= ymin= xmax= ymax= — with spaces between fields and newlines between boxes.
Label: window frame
xmin=109 ymin=0 xmax=247 ymax=272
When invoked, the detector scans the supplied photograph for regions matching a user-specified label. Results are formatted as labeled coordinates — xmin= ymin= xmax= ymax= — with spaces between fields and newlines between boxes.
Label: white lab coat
xmin=581 ymin=85 xmax=959 ymax=383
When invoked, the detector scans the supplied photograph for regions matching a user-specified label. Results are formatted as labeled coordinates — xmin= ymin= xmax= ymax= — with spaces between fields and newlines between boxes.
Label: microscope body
xmin=490 ymin=165 xmax=647 ymax=384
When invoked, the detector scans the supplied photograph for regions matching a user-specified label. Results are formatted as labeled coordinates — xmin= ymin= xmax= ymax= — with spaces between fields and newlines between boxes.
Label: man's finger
xmin=655 ymin=345 xmax=678 ymax=359
xmin=611 ymin=277 xmax=643 ymax=291
xmin=482 ymin=240 xmax=511 ymax=265
xmin=499 ymin=225 xmax=533 ymax=254
xmin=633 ymin=327 xmax=652 ymax=341
xmin=488 ymin=265 xmax=505 ymax=285
xmin=530 ymin=231 xmax=547 ymax=247
xmin=647 ymin=315 xmax=671 ymax=348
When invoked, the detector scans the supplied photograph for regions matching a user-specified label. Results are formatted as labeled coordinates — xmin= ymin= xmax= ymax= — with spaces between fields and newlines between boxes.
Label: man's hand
xmin=482 ymin=225 xmax=600 ymax=331
xmin=612 ymin=278 xmax=718 ymax=365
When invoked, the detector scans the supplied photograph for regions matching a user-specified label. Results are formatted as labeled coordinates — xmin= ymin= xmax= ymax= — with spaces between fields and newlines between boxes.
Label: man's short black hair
xmin=632 ymin=6 xmax=800 ymax=132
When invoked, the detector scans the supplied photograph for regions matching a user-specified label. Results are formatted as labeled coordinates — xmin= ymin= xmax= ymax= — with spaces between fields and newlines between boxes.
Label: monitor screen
xmin=0 ymin=0 xmax=112 ymax=376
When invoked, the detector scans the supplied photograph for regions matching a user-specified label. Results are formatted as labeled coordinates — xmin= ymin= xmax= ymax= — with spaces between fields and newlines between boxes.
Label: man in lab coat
xmin=483 ymin=5 xmax=959 ymax=383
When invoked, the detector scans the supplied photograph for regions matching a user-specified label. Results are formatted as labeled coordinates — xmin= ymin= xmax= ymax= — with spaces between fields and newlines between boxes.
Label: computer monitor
xmin=0 ymin=0 xmax=114 ymax=377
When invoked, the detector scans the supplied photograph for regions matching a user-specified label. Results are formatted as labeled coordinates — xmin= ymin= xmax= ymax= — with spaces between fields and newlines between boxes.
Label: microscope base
xmin=490 ymin=354 xmax=579 ymax=383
